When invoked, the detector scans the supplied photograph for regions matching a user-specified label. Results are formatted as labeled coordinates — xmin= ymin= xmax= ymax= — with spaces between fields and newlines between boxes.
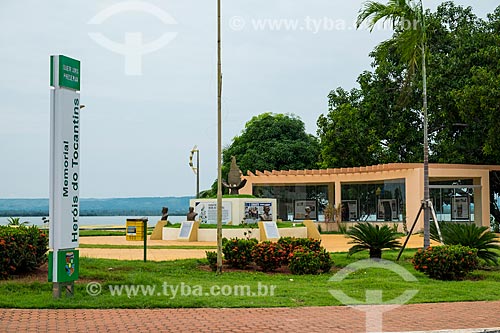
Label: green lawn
xmin=1 ymin=250 xmax=499 ymax=309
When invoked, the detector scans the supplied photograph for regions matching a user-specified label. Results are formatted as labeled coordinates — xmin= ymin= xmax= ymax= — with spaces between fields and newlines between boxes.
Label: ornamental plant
xmin=0 ymin=225 xmax=48 ymax=278
xmin=412 ymin=245 xmax=479 ymax=281
xmin=205 ymin=251 xmax=218 ymax=272
xmin=222 ymin=238 xmax=258 ymax=269
xmin=346 ymin=223 xmax=401 ymax=259
xmin=251 ymin=241 xmax=287 ymax=272
xmin=277 ymin=237 xmax=322 ymax=264
xmin=288 ymin=246 xmax=332 ymax=275
xmin=430 ymin=222 xmax=500 ymax=265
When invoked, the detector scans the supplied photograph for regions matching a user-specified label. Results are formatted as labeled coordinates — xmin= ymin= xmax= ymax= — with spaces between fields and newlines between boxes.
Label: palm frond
xmin=347 ymin=223 xmax=401 ymax=258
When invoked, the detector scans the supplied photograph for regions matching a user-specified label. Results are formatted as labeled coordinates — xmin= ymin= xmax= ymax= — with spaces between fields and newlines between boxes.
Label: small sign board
xmin=127 ymin=226 xmax=137 ymax=236
xmin=48 ymin=249 xmax=79 ymax=283
xmin=50 ymin=55 xmax=80 ymax=90
xmin=262 ymin=222 xmax=280 ymax=240
xmin=178 ymin=221 xmax=194 ymax=239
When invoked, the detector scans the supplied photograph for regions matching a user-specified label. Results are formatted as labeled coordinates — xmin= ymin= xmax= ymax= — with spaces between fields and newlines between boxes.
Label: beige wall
xmin=241 ymin=163 xmax=495 ymax=230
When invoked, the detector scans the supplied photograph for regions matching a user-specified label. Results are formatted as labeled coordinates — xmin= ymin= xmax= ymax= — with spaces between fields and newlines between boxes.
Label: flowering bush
xmin=277 ymin=237 xmax=322 ymax=264
xmin=412 ymin=245 xmax=479 ymax=281
xmin=288 ymin=246 xmax=332 ymax=275
xmin=0 ymin=226 xmax=48 ymax=279
xmin=222 ymin=238 xmax=258 ymax=269
xmin=252 ymin=241 xmax=287 ymax=272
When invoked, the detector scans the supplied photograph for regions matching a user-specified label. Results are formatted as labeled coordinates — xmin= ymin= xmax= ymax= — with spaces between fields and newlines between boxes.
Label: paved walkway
xmin=1 ymin=301 xmax=499 ymax=332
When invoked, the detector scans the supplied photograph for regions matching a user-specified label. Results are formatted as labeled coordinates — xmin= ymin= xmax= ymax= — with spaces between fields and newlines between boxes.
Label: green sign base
xmin=48 ymin=249 xmax=79 ymax=283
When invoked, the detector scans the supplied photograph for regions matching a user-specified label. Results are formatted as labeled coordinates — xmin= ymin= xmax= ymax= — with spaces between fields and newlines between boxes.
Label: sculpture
xmin=187 ymin=207 xmax=198 ymax=221
xmin=222 ymin=156 xmax=247 ymax=194
xmin=161 ymin=207 xmax=169 ymax=221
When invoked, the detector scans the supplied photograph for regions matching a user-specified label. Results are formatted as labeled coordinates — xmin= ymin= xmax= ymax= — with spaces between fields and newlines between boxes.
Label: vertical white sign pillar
xmin=49 ymin=55 xmax=81 ymax=295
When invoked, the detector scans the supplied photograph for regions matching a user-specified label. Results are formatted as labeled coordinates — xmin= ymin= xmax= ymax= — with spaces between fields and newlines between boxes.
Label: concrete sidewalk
xmin=1 ymin=301 xmax=499 ymax=332
xmin=78 ymin=234 xmax=433 ymax=261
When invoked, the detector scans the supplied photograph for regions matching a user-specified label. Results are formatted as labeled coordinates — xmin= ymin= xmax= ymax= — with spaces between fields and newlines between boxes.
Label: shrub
xmin=277 ymin=237 xmax=322 ymax=264
xmin=346 ymin=223 xmax=401 ymax=259
xmin=222 ymin=238 xmax=258 ymax=269
xmin=316 ymin=248 xmax=333 ymax=273
xmin=430 ymin=222 xmax=500 ymax=265
xmin=0 ymin=226 xmax=48 ymax=278
xmin=412 ymin=245 xmax=479 ymax=281
xmin=251 ymin=242 xmax=287 ymax=272
xmin=205 ymin=251 xmax=218 ymax=272
xmin=288 ymin=246 xmax=332 ymax=275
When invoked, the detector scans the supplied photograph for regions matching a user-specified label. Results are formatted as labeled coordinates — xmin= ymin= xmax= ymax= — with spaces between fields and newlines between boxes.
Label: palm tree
xmin=7 ymin=217 xmax=30 ymax=226
xmin=357 ymin=0 xmax=430 ymax=248
xmin=347 ymin=223 xmax=401 ymax=258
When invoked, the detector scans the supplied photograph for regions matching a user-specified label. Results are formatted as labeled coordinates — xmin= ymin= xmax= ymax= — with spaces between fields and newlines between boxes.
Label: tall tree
xmin=357 ymin=0 xmax=431 ymax=248
xmin=203 ymin=113 xmax=320 ymax=197
xmin=223 ymin=113 xmax=320 ymax=176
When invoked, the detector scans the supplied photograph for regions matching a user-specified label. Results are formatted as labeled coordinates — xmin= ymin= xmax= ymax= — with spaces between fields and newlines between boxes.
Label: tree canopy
xmin=202 ymin=113 xmax=320 ymax=197
xmin=223 ymin=113 xmax=320 ymax=176
xmin=318 ymin=2 xmax=500 ymax=168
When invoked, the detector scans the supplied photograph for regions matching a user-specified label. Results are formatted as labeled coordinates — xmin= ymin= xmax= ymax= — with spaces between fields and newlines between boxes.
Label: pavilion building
xmin=239 ymin=163 xmax=500 ymax=231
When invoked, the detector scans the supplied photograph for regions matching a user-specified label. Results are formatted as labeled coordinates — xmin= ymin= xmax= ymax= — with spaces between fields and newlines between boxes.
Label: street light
xmin=189 ymin=146 xmax=200 ymax=198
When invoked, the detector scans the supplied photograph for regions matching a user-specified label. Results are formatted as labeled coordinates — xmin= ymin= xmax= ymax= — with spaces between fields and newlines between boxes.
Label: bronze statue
xmin=161 ymin=207 xmax=169 ymax=221
xmin=222 ymin=156 xmax=247 ymax=194
xmin=187 ymin=207 xmax=198 ymax=221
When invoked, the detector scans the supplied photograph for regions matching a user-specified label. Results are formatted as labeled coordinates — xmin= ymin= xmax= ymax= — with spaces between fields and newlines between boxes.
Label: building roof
xmin=246 ymin=163 xmax=500 ymax=177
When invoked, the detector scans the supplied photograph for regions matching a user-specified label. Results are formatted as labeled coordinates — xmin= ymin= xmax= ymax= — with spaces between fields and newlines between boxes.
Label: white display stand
xmin=189 ymin=198 xmax=277 ymax=225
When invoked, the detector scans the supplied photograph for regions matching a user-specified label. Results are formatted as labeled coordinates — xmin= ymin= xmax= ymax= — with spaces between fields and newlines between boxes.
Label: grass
xmin=80 ymin=230 xmax=126 ymax=237
xmin=1 ymin=249 xmax=499 ymax=309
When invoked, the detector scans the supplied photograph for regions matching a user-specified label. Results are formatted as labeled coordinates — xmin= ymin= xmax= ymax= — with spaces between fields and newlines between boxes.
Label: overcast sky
xmin=0 ymin=1 xmax=497 ymax=199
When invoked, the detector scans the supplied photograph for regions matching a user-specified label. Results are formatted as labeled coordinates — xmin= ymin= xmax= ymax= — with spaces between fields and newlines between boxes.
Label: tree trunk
xmin=422 ymin=40 xmax=430 ymax=249
xmin=369 ymin=248 xmax=382 ymax=259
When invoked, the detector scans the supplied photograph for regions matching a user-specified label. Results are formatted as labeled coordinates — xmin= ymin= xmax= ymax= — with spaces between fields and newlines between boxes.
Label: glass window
xmin=430 ymin=179 xmax=476 ymax=223
xmin=341 ymin=179 xmax=406 ymax=222
xmin=253 ymin=185 xmax=330 ymax=221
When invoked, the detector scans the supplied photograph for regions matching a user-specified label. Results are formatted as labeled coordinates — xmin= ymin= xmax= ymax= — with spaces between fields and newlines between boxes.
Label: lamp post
xmin=189 ymin=146 xmax=200 ymax=198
